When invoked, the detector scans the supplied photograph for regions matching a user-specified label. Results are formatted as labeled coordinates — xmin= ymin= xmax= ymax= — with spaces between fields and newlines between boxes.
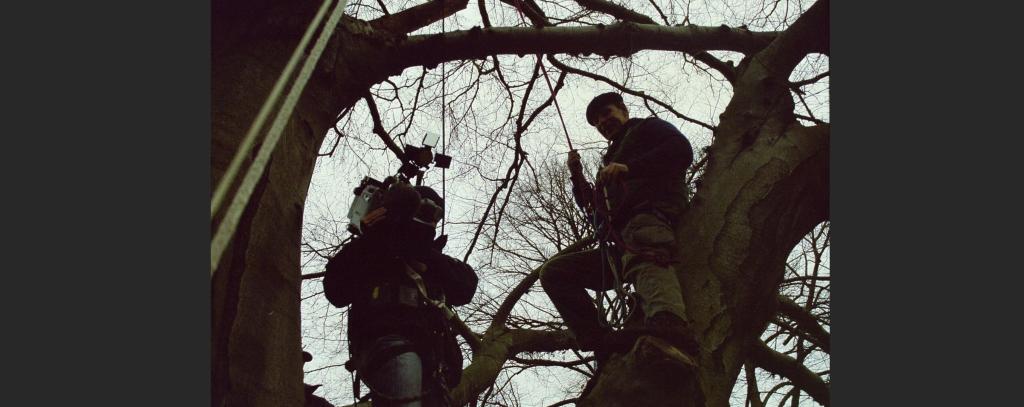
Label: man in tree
xmin=540 ymin=92 xmax=698 ymax=361
xmin=322 ymin=183 xmax=478 ymax=407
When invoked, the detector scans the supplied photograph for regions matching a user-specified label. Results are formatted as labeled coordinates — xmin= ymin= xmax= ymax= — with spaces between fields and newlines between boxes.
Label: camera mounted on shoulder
xmin=346 ymin=133 xmax=451 ymax=238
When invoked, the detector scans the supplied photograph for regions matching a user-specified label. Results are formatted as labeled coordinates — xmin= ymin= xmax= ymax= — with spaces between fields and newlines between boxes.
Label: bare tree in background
xmin=212 ymin=0 xmax=830 ymax=405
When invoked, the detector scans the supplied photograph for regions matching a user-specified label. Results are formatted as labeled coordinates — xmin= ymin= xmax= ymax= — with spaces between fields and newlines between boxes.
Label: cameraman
xmin=322 ymin=184 xmax=478 ymax=407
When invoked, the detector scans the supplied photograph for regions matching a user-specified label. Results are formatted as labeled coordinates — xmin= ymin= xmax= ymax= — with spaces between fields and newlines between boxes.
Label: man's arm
xmin=620 ymin=118 xmax=694 ymax=177
xmin=425 ymin=252 xmax=479 ymax=306
xmin=570 ymin=173 xmax=596 ymax=213
xmin=567 ymin=150 xmax=596 ymax=213
xmin=322 ymin=208 xmax=393 ymax=308
xmin=322 ymin=237 xmax=375 ymax=308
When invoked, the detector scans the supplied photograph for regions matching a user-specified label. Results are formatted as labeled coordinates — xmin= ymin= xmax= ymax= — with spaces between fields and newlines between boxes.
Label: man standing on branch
xmin=540 ymin=92 xmax=698 ymax=362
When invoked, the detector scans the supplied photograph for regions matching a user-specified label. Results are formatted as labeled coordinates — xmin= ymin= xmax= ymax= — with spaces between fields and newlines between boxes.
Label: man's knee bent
xmin=539 ymin=256 xmax=571 ymax=289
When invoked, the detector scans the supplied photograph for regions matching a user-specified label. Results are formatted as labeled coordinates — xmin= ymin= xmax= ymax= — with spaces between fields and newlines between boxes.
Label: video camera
xmin=346 ymin=133 xmax=452 ymax=236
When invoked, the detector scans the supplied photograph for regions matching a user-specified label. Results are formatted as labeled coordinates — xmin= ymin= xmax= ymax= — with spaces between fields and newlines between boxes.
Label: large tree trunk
xmin=211 ymin=2 xmax=352 ymax=406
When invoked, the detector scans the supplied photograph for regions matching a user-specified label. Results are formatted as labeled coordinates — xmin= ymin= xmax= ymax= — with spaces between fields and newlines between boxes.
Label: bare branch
xmin=301 ymin=271 xmax=326 ymax=280
xmin=690 ymin=51 xmax=737 ymax=83
xmin=791 ymin=70 xmax=830 ymax=88
xmin=363 ymin=95 xmax=406 ymax=160
xmin=749 ymin=341 xmax=830 ymax=406
xmin=548 ymin=55 xmax=716 ymax=130
xmin=745 ymin=361 xmax=765 ymax=407
xmin=776 ymin=295 xmax=830 ymax=353
xmin=572 ymin=0 xmax=656 ymax=24
xmin=477 ymin=0 xmax=491 ymax=28
xmin=546 ymin=398 xmax=581 ymax=407
xmin=370 ymin=0 xmax=469 ymax=34
xmin=390 ymin=23 xmax=780 ymax=72
xmin=755 ymin=0 xmax=829 ymax=75
xmin=498 ymin=0 xmax=551 ymax=27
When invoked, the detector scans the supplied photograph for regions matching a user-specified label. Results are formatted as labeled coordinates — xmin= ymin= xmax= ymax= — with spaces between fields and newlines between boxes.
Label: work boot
xmin=574 ymin=327 xmax=612 ymax=352
xmin=646 ymin=312 xmax=700 ymax=356
xmin=575 ymin=326 xmax=647 ymax=367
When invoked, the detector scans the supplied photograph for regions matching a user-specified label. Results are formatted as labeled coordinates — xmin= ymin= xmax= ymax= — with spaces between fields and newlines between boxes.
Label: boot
xmin=575 ymin=327 xmax=612 ymax=352
xmin=574 ymin=326 xmax=646 ymax=368
xmin=646 ymin=312 xmax=700 ymax=356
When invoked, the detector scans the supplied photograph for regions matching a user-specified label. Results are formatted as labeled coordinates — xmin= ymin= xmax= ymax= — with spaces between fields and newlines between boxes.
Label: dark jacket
xmin=572 ymin=117 xmax=693 ymax=226
xmin=321 ymin=228 xmax=478 ymax=383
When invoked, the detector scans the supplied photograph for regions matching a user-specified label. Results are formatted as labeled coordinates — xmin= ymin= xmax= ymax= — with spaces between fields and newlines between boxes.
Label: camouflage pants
xmin=540 ymin=210 xmax=687 ymax=341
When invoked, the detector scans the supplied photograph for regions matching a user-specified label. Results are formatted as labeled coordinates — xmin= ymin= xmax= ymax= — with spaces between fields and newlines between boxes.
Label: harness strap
xmin=402 ymin=262 xmax=455 ymax=321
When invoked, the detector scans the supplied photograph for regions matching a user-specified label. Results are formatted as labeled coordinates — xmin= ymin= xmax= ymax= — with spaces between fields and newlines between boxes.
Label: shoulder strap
xmin=402 ymin=262 xmax=456 ymax=321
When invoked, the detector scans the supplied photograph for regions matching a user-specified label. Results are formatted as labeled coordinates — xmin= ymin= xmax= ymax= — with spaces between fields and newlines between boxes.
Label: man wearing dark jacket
xmin=323 ymin=184 xmax=478 ymax=407
xmin=540 ymin=92 xmax=698 ymax=360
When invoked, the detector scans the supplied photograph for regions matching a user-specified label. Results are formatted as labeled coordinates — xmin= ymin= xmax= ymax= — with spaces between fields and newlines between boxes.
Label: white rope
xmin=211 ymin=0 xmax=350 ymax=275
xmin=211 ymin=0 xmax=334 ymax=217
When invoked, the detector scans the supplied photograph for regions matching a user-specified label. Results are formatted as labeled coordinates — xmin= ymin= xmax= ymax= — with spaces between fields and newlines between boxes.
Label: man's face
xmin=593 ymin=103 xmax=629 ymax=140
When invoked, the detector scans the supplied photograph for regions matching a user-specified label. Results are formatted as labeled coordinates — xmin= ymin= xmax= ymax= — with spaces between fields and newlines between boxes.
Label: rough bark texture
xmin=211 ymin=0 xmax=829 ymax=405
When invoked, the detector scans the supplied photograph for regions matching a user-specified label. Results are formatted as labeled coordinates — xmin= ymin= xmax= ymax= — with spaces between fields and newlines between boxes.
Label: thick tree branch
xmin=451 ymin=311 xmax=485 ymax=352
xmin=745 ymin=361 xmax=764 ymax=407
xmin=776 ymin=295 xmax=830 ymax=353
xmin=547 ymin=398 xmax=581 ymax=407
xmin=449 ymin=328 xmax=576 ymax=405
xmin=388 ymin=23 xmax=779 ymax=71
xmin=791 ymin=70 xmax=830 ymax=88
xmin=749 ymin=341 xmax=829 ymax=406
xmin=477 ymin=0 xmax=491 ymax=28
xmin=301 ymin=271 xmax=326 ymax=280
xmin=690 ymin=51 xmax=737 ymax=82
xmin=375 ymin=0 xmax=390 ymax=15
xmin=511 ymin=354 xmax=596 ymax=368
xmin=498 ymin=0 xmax=551 ymax=27
xmin=756 ymin=0 xmax=829 ymax=76
xmin=363 ymin=95 xmax=406 ymax=159
xmin=370 ymin=0 xmax=469 ymax=34
xmin=573 ymin=0 xmax=656 ymax=24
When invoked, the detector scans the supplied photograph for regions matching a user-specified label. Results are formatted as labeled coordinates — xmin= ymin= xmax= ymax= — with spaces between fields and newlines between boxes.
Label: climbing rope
xmin=440 ymin=6 xmax=447 ymax=236
xmin=538 ymin=57 xmax=574 ymax=152
xmin=211 ymin=0 xmax=350 ymax=275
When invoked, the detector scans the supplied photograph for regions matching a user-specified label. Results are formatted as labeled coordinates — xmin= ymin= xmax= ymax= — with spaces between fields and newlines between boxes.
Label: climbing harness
xmin=211 ymin=0 xmax=350 ymax=275
xmin=537 ymin=56 xmax=637 ymax=329
xmin=344 ymin=261 xmax=458 ymax=406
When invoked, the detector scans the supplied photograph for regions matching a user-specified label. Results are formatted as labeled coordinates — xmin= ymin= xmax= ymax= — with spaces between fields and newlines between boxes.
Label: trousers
xmin=360 ymin=335 xmax=447 ymax=407
xmin=540 ymin=211 xmax=687 ymax=342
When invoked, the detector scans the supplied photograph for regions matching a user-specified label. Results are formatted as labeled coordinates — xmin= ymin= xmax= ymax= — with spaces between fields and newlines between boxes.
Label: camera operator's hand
xmin=360 ymin=207 xmax=388 ymax=230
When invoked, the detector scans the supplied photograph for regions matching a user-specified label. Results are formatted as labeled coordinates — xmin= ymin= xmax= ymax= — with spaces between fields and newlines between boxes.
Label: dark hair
xmin=586 ymin=92 xmax=626 ymax=125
